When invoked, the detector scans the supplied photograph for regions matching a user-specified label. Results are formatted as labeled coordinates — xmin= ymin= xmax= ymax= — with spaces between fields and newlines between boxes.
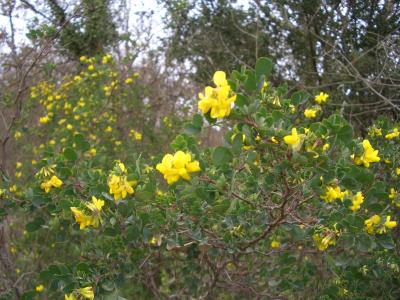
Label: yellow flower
xmin=70 ymin=207 xmax=93 ymax=230
xmin=88 ymin=64 xmax=94 ymax=71
xmin=322 ymin=143 xmax=329 ymax=151
xmin=88 ymin=148 xmax=96 ymax=156
xmin=384 ymin=216 xmax=397 ymax=229
xmin=40 ymin=175 xmax=62 ymax=193
xmin=314 ymin=92 xmax=329 ymax=104
xmin=271 ymin=240 xmax=280 ymax=249
xmin=66 ymin=124 xmax=73 ymax=130
xmin=117 ymin=161 xmax=127 ymax=173
xmin=129 ymin=129 xmax=142 ymax=141
xmin=304 ymin=108 xmax=318 ymax=119
xmin=9 ymin=184 xmax=17 ymax=193
xmin=289 ymin=104 xmax=296 ymax=113
xmin=35 ymin=284 xmax=44 ymax=292
xmin=353 ymin=139 xmax=380 ymax=168
xmin=107 ymin=164 xmax=134 ymax=201
xmin=105 ymin=126 xmax=113 ymax=132
xmin=144 ymin=164 xmax=154 ymax=173
xmin=78 ymin=287 xmax=94 ymax=299
xmin=198 ymin=71 xmax=236 ymax=119
xmin=385 ymin=128 xmax=399 ymax=140
xmin=313 ymin=233 xmax=335 ymax=251
xmin=397 ymin=168 xmax=400 ymax=176
xmin=269 ymin=95 xmax=281 ymax=107
xmin=65 ymin=293 xmax=77 ymax=300
xmin=261 ymin=81 xmax=268 ymax=93
xmin=271 ymin=136 xmax=278 ymax=144
xmin=320 ymin=186 xmax=348 ymax=203
xmin=125 ymin=78 xmax=133 ymax=84
xmin=389 ymin=188 xmax=397 ymax=199
xmin=102 ymin=54 xmax=112 ymax=64
xmin=349 ymin=191 xmax=364 ymax=211
xmin=156 ymin=151 xmax=201 ymax=185
xmin=283 ymin=128 xmax=302 ymax=151
xmin=368 ymin=126 xmax=382 ymax=137
xmin=14 ymin=131 xmax=22 ymax=140
xmin=79 ymin=56 xmax=87 ymax=62
xmin=15 ymin=172 xmax=22 ymax=178
xmin=71 ymin=197 xmax=104 ymax=229
xmin=364 ymin=215 xmax=381 ymax=234
xmin=16 ymin=162 xmax=22 ymax=169
xmin=39 ymin=116 xmax=49 ymax=124
xmin=85 ymin=196 xmax=105 ymax=228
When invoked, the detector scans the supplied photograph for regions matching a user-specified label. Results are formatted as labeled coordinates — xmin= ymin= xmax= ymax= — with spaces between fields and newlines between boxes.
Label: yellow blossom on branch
xmin=313 ymin=232 xmax=335 ymax=251
xmin=271 ymin=240 xmax=280 ymax=249
xmin=352 ymin=139 xmax=380 ymax=168
xmin=64 ymin=293 xmax=77 ymax=300
xmin=314 ymin=92 xmax=329 ymax=104
xmin=349 ymin=191 xmax=364 ymax=211
xmin=35 ymin=284 xmax=44 ymax=292
xmin=283 ymin=128 xmax=303 ymax=151
xmin=77 ymin=287 xmax=94 ymax=299
xmin=70 ymin=196 xmax=104 ymax=230
xmin=107 ymin=161 xmax=135 ymax=201
xmin=304 ymin=108 xmax=318 ymax=119
xmin=385 ymin=128 xmax=399 ymax=140
xmin=156 ymin=151 xmax=201 ymax=185
xmin=40 ymin=175 xmax=62 ymax=193
xmin=320 ymin=186 xmax=348 ymax=203
xmin=198 ymin=71 xmax=236 ymax=119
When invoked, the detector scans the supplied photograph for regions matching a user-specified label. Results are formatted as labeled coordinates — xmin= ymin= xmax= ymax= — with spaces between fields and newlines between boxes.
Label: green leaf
xmin=348 ymin=165 xmax=374 ymax=185
xmin=244 ymin=70 xmax=257 ymax=92
xmin=212 ymin=146 xmax=233 ymax=166
xmin=192 ymin=114 xmax=203 ymax=128
xmin=255 ymin=57 xmax=273 ymax=79
xmin=183 ymin=123 xmax=201 ymax=135
xmin=231 ymin=134 xmax=243 ymax=155
xmin=337 ymin=125 xmax=353 ymax=143
xmin=291 ymin=91 xmax=308 ymax=105
xmin=63 ymin=147 xmax=77 ymax=161
xmin=73 ymin=134 xmax=90 ymax=151
xmin=235 ymin=93 xmax=248 ymax=107
xmin=25 ymin=217 xmax=45 ymax=232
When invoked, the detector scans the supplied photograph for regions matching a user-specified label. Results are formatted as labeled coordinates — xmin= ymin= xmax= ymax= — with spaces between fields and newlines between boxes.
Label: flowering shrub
xmin=1 ymin=57 xmax=400 ymax=299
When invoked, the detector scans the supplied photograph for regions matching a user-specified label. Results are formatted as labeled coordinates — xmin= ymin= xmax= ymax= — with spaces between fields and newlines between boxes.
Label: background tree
xmin=162 ymin=0 xmax=400 ymax=127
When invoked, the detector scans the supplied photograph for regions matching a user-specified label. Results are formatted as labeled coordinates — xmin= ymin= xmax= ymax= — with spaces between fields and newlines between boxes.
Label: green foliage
xmin=1 ymin=57 xmax=400 ymax=299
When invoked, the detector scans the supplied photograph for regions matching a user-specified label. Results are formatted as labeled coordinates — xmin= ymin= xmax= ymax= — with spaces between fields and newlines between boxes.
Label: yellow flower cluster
xmin=349 ymin=191 xmax=364 ymax=211
xmin=283 ymin=128 xmax=303 ymax=151
xmin=352 ymin=139 xmax=380 ymax=168
xmin=35 ymin=284 xmax=44 ymax=292
xmin=385 ymin=128 xmax=399 ymax=140
xmin=270 ymin=240 xmax=280 ymax=249
xmin=364 ymin=215 xmax=397 ymax=234
xmin=14 ymin=131 xmax=22 ymax=140
xmin=156 ymin=151 xmax=201 ymax=184
xmin=320 ymin=185 xmax=348 ymax=203
xmin=368 ymin=126 xmax=382 ymax=137
xmin=304 ymin=108 xmax=318 ymax=119
xmin=65 ymin=286 xmax=94 ymax=300
xmin=108 ymin=162 xmax=135 ymax=201
xmin=198 ymin=71 xmax=236 ymax=119
xmin=313 ymin=232 xmax=336 ymax=251
xmin=40 ymin=175 xmax=63 ymax=193
xmin=314 ymin=92 xmax=329 ymax=104
xmin=70 ymin=196 xmax=104 ymax=230
xmin=129 ymin=129 xmax=142 ymax=141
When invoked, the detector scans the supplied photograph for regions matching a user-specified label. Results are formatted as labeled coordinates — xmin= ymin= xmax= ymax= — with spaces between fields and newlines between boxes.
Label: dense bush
xmin=1 ymin=57 xmax=400 ymax=299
